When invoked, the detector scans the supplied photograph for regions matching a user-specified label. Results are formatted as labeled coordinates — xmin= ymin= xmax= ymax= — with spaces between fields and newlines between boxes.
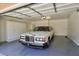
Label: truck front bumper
xmin=19 ymin=39 xmax=46 ymax=46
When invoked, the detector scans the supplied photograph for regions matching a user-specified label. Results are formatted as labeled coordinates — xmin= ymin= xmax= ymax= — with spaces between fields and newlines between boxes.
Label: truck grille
xmin=25 ymin=36 xmax=34 ymax=42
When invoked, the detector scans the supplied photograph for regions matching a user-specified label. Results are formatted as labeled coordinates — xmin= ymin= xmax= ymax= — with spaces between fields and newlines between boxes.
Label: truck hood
xmin=21 ymin=31 xmax=51 ymax=37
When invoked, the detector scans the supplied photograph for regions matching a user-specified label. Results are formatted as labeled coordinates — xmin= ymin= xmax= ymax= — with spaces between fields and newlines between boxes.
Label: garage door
xmin=6 ymin=21 xmax=27 ymax=42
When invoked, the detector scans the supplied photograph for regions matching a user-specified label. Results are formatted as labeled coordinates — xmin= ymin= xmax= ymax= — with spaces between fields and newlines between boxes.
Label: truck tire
xmin=43 ymin=38 xmax=50 ymax=48
xmin=43 ymin=42 xmax=49 ymax=48
xmin=21 ymin=43 xmax=26 ymax=45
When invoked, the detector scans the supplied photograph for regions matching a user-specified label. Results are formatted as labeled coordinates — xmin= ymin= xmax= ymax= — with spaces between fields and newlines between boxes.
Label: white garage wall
xmin=30 ymin=19 xmax=68 ymax=36
xmin=49 ymin=19 xmax=68 ymax=36
xmin=0 ymin=18 xmax=6 ymax=42
xmin=6 ymin=21 xmax=27 ymax=42
xmin=68 ymin=11 xmax=79 ymax=46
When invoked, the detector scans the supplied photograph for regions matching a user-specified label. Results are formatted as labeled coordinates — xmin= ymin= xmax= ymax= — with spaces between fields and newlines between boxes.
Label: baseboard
xmin=55 ymin=34 xmax=67 ymax=36
xmin=54 ymin=35 xmax=67 ymax=37
xmin=66 ymin=36 xmax=79 ymax=46
xmin=6 ymin=39 xmax=18 ymax=43
xmin=0 ymin=41 xmax=7 ymax=45
xmin=71 ymin=39 xmax=79 ymax=46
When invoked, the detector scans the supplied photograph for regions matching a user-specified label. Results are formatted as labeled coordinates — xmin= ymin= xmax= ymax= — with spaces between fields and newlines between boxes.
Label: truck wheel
xmin=43 ymin=40 xmax=50 ymax=48
xmin=21 ymin=43 xmax=25 ymax=45
xmin=18 ymin=40 xmax=27 ymax=45
xmin=43 ymin=43 xmax=49 ymax=48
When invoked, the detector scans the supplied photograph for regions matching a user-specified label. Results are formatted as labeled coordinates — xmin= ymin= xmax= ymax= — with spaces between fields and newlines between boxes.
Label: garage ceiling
xmin=1 ymin=3 xmax=79 ymax=20
xmin=0 ymin=3 xmax=16 ymax=10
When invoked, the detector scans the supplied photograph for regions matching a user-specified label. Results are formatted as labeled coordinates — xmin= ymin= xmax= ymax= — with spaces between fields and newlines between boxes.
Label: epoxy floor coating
xmin=0 ymin=36 xmax=79 ymax=56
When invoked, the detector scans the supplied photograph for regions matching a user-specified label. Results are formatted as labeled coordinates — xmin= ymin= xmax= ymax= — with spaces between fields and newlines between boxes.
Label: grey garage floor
xmin=0 ymin=36 xmax=79 ymax=56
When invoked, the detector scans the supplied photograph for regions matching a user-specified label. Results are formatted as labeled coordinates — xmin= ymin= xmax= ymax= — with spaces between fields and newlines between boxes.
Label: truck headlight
xmin=20 ymin=36 xmax=25 ymax=39
xmin=35 ymin=37 xmax=46 ymax=42
xmin=35 ymin=37 xmax=40 ymax=41
xmin=41 ymin=38 xmax=46 ymax=42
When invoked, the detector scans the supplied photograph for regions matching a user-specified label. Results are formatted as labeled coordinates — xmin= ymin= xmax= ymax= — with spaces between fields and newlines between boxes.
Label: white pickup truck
xmin=19 ymin=26 xmax=54 ymax=48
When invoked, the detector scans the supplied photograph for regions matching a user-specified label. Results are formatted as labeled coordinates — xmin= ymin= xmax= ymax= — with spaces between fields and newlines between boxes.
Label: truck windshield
xmin=33 ymin=26 xmax=51 ymax=31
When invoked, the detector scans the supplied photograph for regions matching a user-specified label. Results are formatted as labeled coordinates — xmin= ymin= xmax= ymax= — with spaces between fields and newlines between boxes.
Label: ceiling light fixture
xmin=41 ymin=16 xmax=51 ymax=20
xmin=46 ymin=16 xmax=51 ymax=19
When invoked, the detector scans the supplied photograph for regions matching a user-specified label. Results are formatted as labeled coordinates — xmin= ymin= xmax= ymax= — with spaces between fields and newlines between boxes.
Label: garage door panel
xmin=6 ymin=21 xmax=27 ymax=42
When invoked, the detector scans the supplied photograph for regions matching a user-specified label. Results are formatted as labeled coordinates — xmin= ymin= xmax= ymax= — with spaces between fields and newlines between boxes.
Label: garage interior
xmin=0 ymin=3 xmax=79 ymax=56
